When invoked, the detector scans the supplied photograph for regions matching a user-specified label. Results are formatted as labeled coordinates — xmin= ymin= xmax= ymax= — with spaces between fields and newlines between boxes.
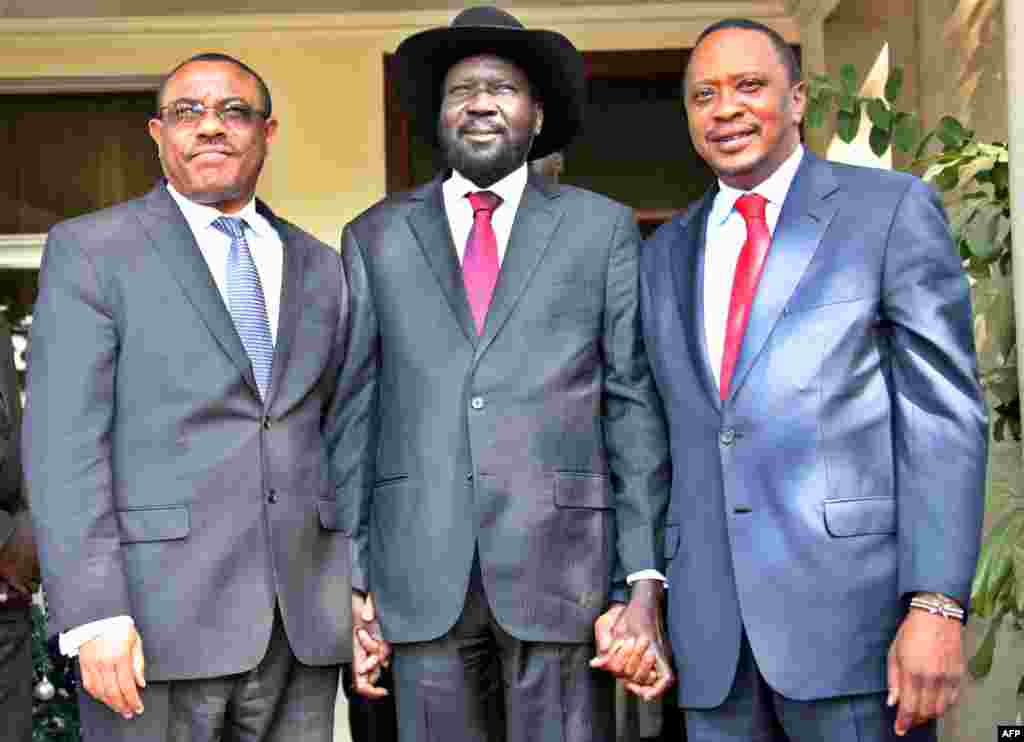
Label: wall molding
xmin=0 ymin=75 xmax=160 ymax=94
xmin=0 ymin=2 xmax=793 ymax=38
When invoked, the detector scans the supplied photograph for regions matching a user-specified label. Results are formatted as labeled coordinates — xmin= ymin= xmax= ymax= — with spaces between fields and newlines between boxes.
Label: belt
xmin=0 ymin=579 xmax=32 ymax=611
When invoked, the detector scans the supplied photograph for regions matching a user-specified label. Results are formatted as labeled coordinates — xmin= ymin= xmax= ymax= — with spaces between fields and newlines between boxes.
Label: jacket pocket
xmin=374 ymin=474 xmax=409 ymax=489
xmin=823 ymin=497 xmax=896 ymax=537
xmin=553 ymin=472 xmax=612 ymax=510
xmin=117 ymin=505 xmax=190 ymax=544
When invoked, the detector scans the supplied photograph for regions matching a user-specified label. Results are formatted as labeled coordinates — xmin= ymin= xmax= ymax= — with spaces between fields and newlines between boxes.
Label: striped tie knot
xmin=212 ymin=215 xmax=247 ymax=239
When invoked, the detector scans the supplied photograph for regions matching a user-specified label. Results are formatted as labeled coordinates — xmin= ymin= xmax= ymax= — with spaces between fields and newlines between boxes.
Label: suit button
xmin=719 ymin=428 xmax=736 ymax=446
xmin=470 ymin=396 xmax=485 ymax=410
xmin=267 ymin=489 xmax=277 ymax=504
xmin=466 ymin=473 xmax=474 ymax=482
xmin=262 ymin=416 xmax=271 ymax=430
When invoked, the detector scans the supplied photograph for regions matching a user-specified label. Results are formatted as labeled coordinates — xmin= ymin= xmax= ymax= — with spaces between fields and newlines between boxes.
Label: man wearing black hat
xmin=340 ymin=6 xmax=672 ymax=741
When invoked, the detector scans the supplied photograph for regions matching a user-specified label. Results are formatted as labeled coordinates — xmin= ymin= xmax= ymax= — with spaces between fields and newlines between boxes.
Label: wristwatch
xmin=909 ymin=592 xmax=965 ymax=623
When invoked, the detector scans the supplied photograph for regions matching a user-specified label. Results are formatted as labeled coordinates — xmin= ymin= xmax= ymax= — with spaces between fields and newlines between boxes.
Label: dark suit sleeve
xmin=0 ymin=317 xmax=23 ymax=550
xmin=601 ymin=206 xmax=672 ymax=597
xmin=882 ymin=178 xmax=988 ymax=608
xmin=24 ymin=228 xmax=131 ymax=633
xmin=337 ymin=223 xmax=380 ymax=594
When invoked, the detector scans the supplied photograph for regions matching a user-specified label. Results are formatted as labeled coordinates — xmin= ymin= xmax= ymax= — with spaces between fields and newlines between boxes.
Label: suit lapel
xmin=136 ymin=185 xmax=258 ymax=394
xmin=727 ymin=152 xmax=840 ymax=401
xmin=406 ymin=177 xmax=478 ymax=344
xmin=258 ymin=201 xmax=306 ymax=408
xmin=476 ymin=175 xmax=562 ymax=358
xmin=673 ymin=191 xmax=721 ymax=409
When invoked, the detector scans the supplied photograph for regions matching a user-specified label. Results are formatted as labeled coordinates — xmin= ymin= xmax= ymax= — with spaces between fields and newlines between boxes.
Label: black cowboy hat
xmin=393 ymin=6 xmax=585 ymax=159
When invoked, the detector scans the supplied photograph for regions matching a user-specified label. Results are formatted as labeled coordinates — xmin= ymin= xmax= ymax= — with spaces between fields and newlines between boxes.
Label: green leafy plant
xmin=806 ymin=65 xmax=1017 ymax=441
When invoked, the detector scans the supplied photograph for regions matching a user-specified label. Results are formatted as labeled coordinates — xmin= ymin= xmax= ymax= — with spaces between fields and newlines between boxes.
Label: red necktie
xmin=720 ymin=193 xmax=771 ymax=401
xmin=463 ymin=191 xmax=502 ymax=335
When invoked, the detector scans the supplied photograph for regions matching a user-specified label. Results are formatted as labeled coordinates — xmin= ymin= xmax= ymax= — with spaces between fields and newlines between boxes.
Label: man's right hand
xmin=352 ymin=590 xmax=391 ymax=699
xmin=78 ymin=622 xmax=146 ymax=719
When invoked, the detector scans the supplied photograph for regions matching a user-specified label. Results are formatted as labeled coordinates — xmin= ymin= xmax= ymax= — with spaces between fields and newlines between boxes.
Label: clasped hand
xmin=352 ymin=590 xmax=391 ymax=698
xmin=590 ymin=580 xmax=673 ymax=701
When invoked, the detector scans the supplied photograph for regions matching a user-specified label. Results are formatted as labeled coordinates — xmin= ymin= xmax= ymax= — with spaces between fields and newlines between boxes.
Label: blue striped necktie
xmin=212 ymin=216 xmax=274 ymax=400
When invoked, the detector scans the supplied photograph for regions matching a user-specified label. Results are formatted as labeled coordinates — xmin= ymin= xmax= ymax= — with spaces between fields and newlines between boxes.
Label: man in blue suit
xmin=639 ymin=18 xmax=987 ymax=741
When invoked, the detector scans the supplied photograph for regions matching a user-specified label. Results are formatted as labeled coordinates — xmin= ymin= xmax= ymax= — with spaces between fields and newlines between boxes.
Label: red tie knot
xmin=734 ymin=193 xmax=767 ymax=223
xmin=467 ymin=190 xmax=502 ymax=215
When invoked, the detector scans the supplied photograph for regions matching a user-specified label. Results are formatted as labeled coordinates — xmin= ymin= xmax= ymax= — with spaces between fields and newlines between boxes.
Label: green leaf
xmin=992 ymin=161 xmax=1010 ymax=191
xmin=866 ymin=99 xmax=892 ymax=131
xmin=937 ymin=115 xmax=968 ymax=148
xmin=838 ymin=92 xmax=858 ymax=114
xmin=884 ymin=67 xmax=905 ymax=103
xmin=968 ymin=611 xmax=1004 ymax=679
xmin=836 ymin=108 xmax=861 ymax=144
xmin=869 ymin=125 xmax=893 ymax=157
xmin=913 ymin=130 xmax=938 ymax=161
xmin=893 ymin=112 xmax=923 ymax=153
xmin=935 ymin=165 xmax=961 ymax=192
xmin=963 ymin=204 xmax=1004 ymax=260
xmin=805 ymin=101 xmax=826 ymax=130
xmin=840 ymin=63 xmax=858 ymax=94
xmin=1012 ymin=543 xmax=1024 ymax=615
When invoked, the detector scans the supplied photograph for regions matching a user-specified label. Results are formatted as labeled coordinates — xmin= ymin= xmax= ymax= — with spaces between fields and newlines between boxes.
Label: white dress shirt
xmin=704 ymin=145 xmax=805 ymax=389
xmin=443 ymin=164 xmax=528 ymax=265
xmin=59 ymin=184 xmax=284 ymax=657
xmin=443 ymin=166 xmax=663 ymax=588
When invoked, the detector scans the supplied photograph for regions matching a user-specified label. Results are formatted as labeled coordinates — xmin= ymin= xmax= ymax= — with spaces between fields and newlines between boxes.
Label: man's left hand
xmin=0 ymin=512 xmax=40 ymax=595
xmin=887 ymin=605 xmax=965 ymax=736
xmin=590 ymin=580 xmax=673 ymax=700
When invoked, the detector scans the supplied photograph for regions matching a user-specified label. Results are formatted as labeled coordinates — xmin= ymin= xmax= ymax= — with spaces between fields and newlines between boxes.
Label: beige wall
xmin=0 ymin=4 xmax=797 ymax=244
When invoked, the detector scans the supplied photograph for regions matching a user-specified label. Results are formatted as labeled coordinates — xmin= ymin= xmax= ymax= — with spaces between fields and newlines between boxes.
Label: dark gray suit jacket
xmin=0 ymin=318 xmax=23 ymax=556
xmin=641 ymin=152 xmax=987 ymax=706
xmin=25 ymin=184 xmax=356 ymax=681
xmin=342 ymin=173 xmax=671 ymax=644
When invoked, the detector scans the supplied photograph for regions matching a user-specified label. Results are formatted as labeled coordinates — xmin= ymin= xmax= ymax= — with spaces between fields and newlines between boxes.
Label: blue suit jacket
xmin=640 ymin=152 xmax=987 ymax=706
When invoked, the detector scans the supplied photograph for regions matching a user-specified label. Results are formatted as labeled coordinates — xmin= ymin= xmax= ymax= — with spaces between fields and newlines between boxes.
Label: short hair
xmin=688 ymin=18 xmax=801 ymax=87
xmin=156 ymin=52 xmax=273 ymax=117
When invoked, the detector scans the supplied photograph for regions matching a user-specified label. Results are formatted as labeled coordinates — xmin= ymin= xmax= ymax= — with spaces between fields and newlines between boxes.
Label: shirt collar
xmin=165 ymin=181 xmax=267 ymax=238
xmin=709 ymin=143 xmax=805 ymax=227
xmin=444 ymin=163 xmax=529 ymax=214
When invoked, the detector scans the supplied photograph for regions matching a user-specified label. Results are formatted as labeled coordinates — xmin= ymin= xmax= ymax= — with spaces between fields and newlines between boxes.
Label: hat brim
xmin=394 ymin=25 xmax=585 ymax=160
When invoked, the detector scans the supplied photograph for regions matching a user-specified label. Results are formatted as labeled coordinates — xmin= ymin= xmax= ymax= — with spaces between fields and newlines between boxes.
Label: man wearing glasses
xmin=25 ymin=53 xmax=357 ymax=742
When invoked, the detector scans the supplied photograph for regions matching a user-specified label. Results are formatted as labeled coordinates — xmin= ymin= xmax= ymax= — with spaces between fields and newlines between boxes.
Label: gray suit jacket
xmin=342 ymin=173 xmax=670 ymax=644
xmin=641 ymin=152 xmax=987 ymax=706
xmin=0 ymin=318 xmax=22 ymax=552
xmin=25 ymin=184 xmax=356 ymax=681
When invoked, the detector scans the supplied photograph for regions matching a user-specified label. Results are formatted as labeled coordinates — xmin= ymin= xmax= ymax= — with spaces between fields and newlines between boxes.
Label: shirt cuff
xmin=59 ymin=616 xmax=134 ymax=658
xmin=626 ymin=570 xmax=666 ymax=584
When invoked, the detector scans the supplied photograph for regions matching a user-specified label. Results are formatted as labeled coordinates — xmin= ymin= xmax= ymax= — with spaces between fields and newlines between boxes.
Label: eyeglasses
xmin=157 ymin=99 xmax=269 ymax=128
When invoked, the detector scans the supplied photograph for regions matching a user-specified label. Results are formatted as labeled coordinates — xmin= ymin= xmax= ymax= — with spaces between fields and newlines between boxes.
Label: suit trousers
xmin=77 ymin=606 xmax=339 ymax=742
xmin=683 ymin=631 xmax=936 ymax=742
xmin=0 ymin=606 xmax=32 ymax=742
xmin=391 ymin=557 xmax=615 ymax=742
